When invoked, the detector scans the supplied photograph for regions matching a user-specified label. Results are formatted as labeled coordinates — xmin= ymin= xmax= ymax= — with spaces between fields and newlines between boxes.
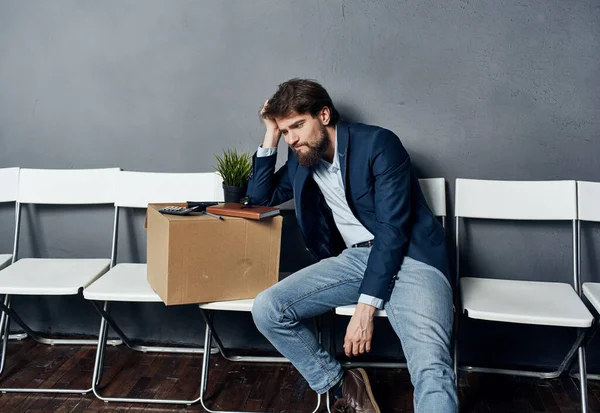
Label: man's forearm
xmin=263 ymin=131 xmax=280 ymax=148
xmin=247 ymin=148 xmax=293 ymax=207
xmin=355 ymin=302 xmax=377 ymax=318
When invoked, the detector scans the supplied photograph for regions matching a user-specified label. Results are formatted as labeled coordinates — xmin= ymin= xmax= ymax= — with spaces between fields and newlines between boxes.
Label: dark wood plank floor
xmin=0 ymin=339 xmax=597 ymax=412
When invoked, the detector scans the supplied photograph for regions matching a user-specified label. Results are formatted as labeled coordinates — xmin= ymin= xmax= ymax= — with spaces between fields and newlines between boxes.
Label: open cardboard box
xmin=145 ymin=203 xmax=282 ymax=305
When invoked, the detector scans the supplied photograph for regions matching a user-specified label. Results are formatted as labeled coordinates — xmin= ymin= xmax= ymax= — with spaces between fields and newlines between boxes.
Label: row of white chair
xmin=0 ymin=167 xmax=599 ymax=413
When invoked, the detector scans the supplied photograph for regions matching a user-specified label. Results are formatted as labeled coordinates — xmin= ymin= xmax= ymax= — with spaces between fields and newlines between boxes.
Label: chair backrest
xmin=454 ymin=179 xmax=579 ymax=288
xmin=418 ymin=178 xmax=446 ymax=217
xmin=114 ymin=171 xmax=224 ymax=208
xmin=0 ymin=168 xmax=19 ymax=203
xmin=455 ymin=179 xmax=577 ymax=220
xmin=577 ymin=181 xmax=600 ymax=223
xmin=17 ymin=168 xmax=120 ymax=205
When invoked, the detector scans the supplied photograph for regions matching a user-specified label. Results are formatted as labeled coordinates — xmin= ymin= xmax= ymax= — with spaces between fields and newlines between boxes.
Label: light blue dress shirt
xmin=256 ymin=127 xmax=384 ymax=309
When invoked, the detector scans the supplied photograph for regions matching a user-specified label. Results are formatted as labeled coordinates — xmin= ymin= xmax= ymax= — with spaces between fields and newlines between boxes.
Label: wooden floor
xmin=0 ymin=339 xmax=597 ymax=412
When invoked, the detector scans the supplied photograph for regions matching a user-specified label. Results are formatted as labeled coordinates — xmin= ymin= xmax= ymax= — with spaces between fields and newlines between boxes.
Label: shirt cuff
xmin=358 ymin=293 xmax=384 ymax=310
xmin=257 ymin=145 xmax=277 ymax=157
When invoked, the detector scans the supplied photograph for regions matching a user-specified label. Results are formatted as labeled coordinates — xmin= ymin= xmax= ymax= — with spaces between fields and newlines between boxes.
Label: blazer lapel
xmin=337 ymin=122 xmax=350 ymax=190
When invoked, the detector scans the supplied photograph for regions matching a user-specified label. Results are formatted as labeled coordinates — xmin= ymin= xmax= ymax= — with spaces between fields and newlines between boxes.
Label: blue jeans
xmin=252 ymin=247 xmax=457 ymax=413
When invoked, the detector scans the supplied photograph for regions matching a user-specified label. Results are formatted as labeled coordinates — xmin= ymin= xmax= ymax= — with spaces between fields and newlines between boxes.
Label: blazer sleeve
xmin=246 ymin=147 xmax=294 ymax=207
xmin=359 ymin=129 xmax=413 ymax=302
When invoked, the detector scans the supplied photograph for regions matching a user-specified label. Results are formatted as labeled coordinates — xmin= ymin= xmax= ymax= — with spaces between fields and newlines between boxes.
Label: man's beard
xmin=294 ymin=125 xmax=329 ymax=168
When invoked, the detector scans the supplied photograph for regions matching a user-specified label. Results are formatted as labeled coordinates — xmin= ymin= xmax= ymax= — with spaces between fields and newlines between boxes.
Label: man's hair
xmin=263 ymin=78 xmax=340 ymax=125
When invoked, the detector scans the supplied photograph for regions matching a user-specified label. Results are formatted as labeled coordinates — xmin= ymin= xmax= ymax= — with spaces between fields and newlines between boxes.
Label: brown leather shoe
xmin=332 ymin=368 xmax=381 ymax=413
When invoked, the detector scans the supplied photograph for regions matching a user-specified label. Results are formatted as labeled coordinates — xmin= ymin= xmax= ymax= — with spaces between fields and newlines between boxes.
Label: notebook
xmin=205 ymin=203 xmax=280 ymax=220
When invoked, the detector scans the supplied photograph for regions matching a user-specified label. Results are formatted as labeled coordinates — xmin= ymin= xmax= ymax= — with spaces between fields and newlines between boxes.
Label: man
xmin=249 ymin=78 xmax=456 ymax=413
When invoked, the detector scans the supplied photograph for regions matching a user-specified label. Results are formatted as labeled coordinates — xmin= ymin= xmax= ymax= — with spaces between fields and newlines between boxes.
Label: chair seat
xmin=0 ymin=254 xmax=11 ymax=271
xmin=583 ymin=283 xmax=600 ymax=314
xmin=197 ymin=273 xmax=293 ymax=312
xmin=83 ymin=263 xmax=162 ymax=302
xmin=335 ymin=305 xmax=388 ymax=318
xmin=0 ymin=258 xmax=110 ymax=295
xmin=460 ymin=277 xmax=593 ymax=328
xmin=199 ymin=299 xmax=255 ymax=312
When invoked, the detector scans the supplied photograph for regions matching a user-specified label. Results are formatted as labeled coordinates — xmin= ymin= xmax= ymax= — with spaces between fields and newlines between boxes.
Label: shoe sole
xmin=356 ymin=367 xmax=381 ymax=413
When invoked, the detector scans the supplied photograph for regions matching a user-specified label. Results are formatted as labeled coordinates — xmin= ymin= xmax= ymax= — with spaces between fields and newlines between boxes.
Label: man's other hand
xmin=344 ymin=303 xmax=376 ymax=357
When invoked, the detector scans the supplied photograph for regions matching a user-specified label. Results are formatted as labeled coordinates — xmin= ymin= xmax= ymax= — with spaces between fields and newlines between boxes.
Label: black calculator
xmin=158 ymin=205 xmax=202 ymax=215
xmin=158 ymin=201 xmax=218 ymax=216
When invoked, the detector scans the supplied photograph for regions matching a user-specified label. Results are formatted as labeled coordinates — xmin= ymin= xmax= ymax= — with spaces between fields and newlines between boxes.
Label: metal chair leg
xmin=90 ymin=301 xmax=214 ymax=404
xmin=571 ymin=322 xmax=599 ymax=380
xmin=92 ymin=309 xmax=109 ymax=388
xmin=89 ymin=301 xmax=218 ymax=355
xmin=453 ymin=307 xmax=460 ymax=389
xmin=0 ymin=296 xmax=121 ymax=347
xmin=460 ymin=328 xmax=587 ymax=379
xmin=0 ymin=311 xmax=10 ymax=375
xmin=29 ymin=332 xmax=121 ymax=346
xmin=199 ymin=320 xmax=323 ymax=413
xmin=94 ymin=302 xmax=111 ymax=387
xmin=198 ymin=309 xmax=288 ymax=363
xmin=0 ymin=296 xmax=92 ymax=394
xmin=578 ymin=341 xmax=588 ymax=413
xmin=0 ymin=295 xmax=26 ymax=340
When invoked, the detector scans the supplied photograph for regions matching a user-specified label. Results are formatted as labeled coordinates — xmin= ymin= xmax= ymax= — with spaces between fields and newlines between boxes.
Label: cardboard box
xmin=146 ymin=204 xmax=282 ymax=305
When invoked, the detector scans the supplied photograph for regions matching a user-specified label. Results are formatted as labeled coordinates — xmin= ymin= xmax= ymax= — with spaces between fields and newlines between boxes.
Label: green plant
xmin=214 ymin=148 xmax=253 ymax=187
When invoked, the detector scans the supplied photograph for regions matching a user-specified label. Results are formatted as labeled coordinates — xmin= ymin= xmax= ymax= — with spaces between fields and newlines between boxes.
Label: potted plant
xmin=214 ymin=148 xmax=253 ymax=203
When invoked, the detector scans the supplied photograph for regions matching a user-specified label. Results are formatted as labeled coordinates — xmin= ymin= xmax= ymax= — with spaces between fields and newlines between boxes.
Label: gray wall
xmin=1 ymin=0 xmax=599 ymax=370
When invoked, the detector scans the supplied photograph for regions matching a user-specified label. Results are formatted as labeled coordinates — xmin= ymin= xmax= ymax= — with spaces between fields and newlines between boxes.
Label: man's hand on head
xmin=344 ymin=302 xmax=376 ymax=357
xmin=261 ymin=100 xmax=281 ymax=148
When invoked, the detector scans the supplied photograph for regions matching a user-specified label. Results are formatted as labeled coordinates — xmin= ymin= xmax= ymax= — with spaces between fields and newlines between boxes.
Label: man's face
xmin=275 ymin=112 xmax=329 ymax=168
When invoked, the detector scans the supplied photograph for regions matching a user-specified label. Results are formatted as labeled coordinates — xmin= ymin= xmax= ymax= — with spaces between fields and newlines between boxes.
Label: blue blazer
xmin=247 ymin=122 xmax=450 ymax=302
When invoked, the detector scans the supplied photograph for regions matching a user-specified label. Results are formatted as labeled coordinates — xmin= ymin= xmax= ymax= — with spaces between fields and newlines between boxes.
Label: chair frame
xmin=0 ymin=168 xmax=122 ymax=395
xmin=453 ymin=179 xmax=590 ymax=413
xmin=0 ymin=168 xmax=25 ymax=341
xmin=197 ymin=307 xmax=324 ymax=413
xmin=87 ymin=171 xmax=222 ymax=405
xmin=572 ymin=181 xmax=600 ymax=386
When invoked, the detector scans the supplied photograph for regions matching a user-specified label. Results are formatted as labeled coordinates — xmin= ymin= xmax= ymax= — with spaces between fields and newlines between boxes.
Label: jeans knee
xmin=252 ymin=288 xmax=279 ymax=332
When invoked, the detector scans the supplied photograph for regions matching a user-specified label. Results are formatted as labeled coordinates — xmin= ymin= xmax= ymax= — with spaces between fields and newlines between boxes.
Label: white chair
xmin=455 ymin=179 xmax=593 ymax=413
xmin=0 ymin=168 xmax=21 ymax=343
xmin=83 ymin=170 xmax=223 ymax=405
xmin=578 ymin=181 xmax=600 ymax=383
xmin=332 ymin=178 xmax=449 ymax=369
xmin=0 ymin=168 xmax=19 ymax=272
xmin=0 ymin=168 xmax=120 ymax=395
